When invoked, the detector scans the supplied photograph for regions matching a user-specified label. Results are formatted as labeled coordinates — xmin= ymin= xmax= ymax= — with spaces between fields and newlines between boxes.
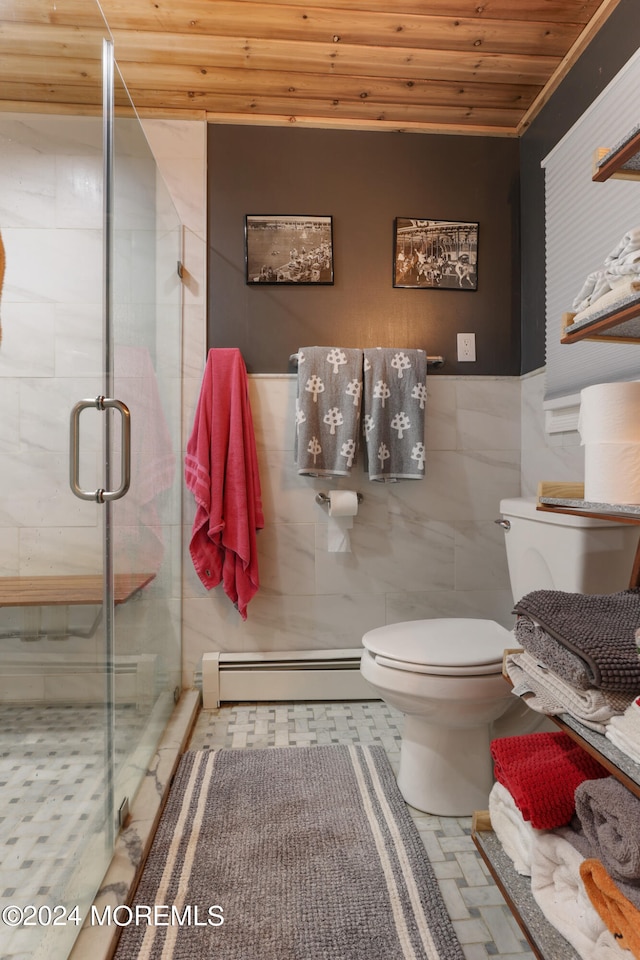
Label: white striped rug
xmin=113 ymin=745 xmax=465 ymax=960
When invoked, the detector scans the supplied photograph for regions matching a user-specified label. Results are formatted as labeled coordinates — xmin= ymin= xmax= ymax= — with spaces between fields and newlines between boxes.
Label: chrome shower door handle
xmin=70 ymin=396 xmax=131 ymax=503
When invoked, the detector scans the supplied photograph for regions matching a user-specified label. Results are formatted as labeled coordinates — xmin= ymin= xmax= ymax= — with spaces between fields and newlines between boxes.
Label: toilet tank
xmin=499 ymin=497 xmax=639 ymax=603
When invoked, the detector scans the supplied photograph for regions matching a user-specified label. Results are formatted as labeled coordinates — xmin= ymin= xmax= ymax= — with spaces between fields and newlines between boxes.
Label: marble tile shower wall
xmin=0 ymin=113 xmax=183 ymax=703
xmin=182 ymin=373 xmax=523 ymax=684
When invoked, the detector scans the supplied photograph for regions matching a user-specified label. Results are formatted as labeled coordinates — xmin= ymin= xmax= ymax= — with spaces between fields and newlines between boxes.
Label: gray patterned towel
xmin=295 ymin=346 xmax=363 ymax=477
xmin=513 ymin=589 xmax=640 ymax=693
xmin=363 ymin=348 xmax=427 ymax=481
xmin=575 ymin=776 xmax=640 ymax=885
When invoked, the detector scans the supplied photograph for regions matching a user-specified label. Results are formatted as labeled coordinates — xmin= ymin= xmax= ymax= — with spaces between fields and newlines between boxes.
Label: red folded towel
xmin=490 ymin=731 xmax=608 ymax=829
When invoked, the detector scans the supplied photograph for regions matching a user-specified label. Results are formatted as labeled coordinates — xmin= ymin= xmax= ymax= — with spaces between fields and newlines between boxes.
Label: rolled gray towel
xmin=575 ymin=776 xmax=640 ymax=885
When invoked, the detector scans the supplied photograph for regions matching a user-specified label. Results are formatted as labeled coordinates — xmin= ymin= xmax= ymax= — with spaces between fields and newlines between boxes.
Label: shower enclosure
xmin=0 ymin=4 xmax=183 ymax=958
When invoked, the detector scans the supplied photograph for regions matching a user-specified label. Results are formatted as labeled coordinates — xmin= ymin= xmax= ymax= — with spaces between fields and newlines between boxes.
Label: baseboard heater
xmin=201 ymin=648 xmax=375 ymax=708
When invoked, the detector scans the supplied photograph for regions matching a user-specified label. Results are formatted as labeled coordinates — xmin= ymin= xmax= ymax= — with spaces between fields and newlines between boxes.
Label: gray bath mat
xmin=113 ymin=744 xmax=465 ymax=960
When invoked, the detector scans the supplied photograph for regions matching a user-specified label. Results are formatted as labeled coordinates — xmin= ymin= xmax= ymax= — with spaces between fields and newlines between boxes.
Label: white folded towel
xmin=572 ymin=226 xmax=640 ymax=312
xmin=505 ymin=651 xmax=633 ymax=733
xmin=530 ymin=829 xmax=624 ymax=960
xmin=488 ymin=781 xmax=544 ymax=876
xmin=605 ymin=695 xmax=640 ymax=765
xmin=568 ymin=278 xmax=640 ymax=330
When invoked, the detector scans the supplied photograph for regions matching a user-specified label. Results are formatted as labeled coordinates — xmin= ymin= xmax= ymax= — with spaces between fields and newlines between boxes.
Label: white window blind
xmin=543 ymin=47 xmax=640 ymax=402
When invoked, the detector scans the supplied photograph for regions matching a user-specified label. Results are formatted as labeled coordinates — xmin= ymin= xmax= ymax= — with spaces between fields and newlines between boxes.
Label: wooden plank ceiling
xmin=0 ymin=0 xmax=625 ymax=136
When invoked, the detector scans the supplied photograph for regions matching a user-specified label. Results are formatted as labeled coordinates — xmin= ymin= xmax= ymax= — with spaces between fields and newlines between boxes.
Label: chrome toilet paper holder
xmin=316 ymin=491 xmax=363 ymax=507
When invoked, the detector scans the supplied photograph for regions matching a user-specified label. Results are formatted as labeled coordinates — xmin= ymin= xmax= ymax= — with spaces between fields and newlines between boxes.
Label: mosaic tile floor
xmin=0 ymin=704 xmax=148 ymax=960
xmin=188 ymin=701 xmax=536 ymax=960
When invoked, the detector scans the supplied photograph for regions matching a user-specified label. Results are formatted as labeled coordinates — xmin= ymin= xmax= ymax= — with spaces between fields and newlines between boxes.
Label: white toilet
xmin=360 ymin=496 xmax=639 ymax=816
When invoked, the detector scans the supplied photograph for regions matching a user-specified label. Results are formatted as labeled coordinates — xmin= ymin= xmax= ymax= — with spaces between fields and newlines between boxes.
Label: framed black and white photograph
xmin=245 ymin=215 xmax=334 ymax=284
xmin=393 ymin=218 xmax=478 ymax=290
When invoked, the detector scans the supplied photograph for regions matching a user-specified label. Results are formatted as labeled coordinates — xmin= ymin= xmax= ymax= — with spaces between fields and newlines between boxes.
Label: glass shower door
xmin=108 ymin=66 xmax=183 ymax=823
xmin=0 ymin=5 xmax=114 ymax=960
xmin=0 ymin=9 xmax=182 ymax=958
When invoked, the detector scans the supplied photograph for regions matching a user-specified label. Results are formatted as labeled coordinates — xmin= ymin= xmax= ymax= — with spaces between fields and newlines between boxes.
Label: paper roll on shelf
xmin=579 ymin=382 xmax=640 ymax=444
xmin=326 ymin=490 xmax=359 ymax=552
xmin=584 ymin=442 xmax=640 ymax=504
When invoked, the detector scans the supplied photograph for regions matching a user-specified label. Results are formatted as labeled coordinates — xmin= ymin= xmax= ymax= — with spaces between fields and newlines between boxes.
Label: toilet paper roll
xmin=579 ymin=382 xmax=640 ymax=445
xmin=327 ymin=490 xmax=358 ymax=552
xmin=584 ymin=442 xmax=640 ymax=504
xmin=328 ymin=490 xmax=359 ymax=517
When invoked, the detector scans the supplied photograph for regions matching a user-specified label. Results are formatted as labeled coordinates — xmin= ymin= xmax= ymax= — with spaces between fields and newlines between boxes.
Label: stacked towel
xmin=513 ymin=589 xmax=640 ymax=693
xmin=568 ymin=277 xmax=640 ymax=330
xmin=514 ymin=616 xmax=593 ymax=690
xmin=488 ymin=781 xmax=543 ymax=876
xmin=580 ymin=859 xmax=640 ymax=959
xmin=362 ymin=348 xmax=427 ymax=481
xmin=606 ymin=696 xmax=640 ymax=764
xmin=575 ymin=777 xmax=640 ymax=886
xmin=490 ymin=731 xmax=608 ymax=828
xmin=295 ymin=346 xmax=363 ymax=477
xmin=185 ymin=348 xmax=264 ymax=620
xmin=504 ymin=650 xmax=633 ymax=733
xmin=572 ymin=226 xmax=640 ymax=312
xmin=530 ymin=828 xmax=623 ymax=960
xmin=572 ymin=775 xmax=640 ymax=958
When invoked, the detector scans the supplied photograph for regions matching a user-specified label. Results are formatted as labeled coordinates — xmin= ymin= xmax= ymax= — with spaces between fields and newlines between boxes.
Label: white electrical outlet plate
xmin=457 ymin=333 xmax=476 ymax=362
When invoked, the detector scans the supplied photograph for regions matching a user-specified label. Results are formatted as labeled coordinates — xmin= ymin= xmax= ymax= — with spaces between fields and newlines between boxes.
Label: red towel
xmin=490 ymin=731 xmax=608 ymax=829
xmin=185 ymin=348 xmax=264 ymax=619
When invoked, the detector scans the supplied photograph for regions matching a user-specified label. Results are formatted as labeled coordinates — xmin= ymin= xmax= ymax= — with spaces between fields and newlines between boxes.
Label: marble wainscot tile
xmin=255 ymin=521 xmax=317 ymax=596
xmin=424 ymin=379 xmax=457 ymax=451
xmin=454 ymin=520 xmax=511 ymax=591
xmin=257 ymin=448 xmax=327 ymax=524
xmin=314 ymin=513 xmax=455 ymax=596
xmin=403 ymin=449 xmax=521 ymax=524
xmin=66 ymin=691 xmax=201 ymax=960
xmin=182 ymin=592 xmax=384 ymax=679
xmin=386 ymin=589 xmax=516 ymax=631
xmin=455 ymin=379 xmax=521 ymax=451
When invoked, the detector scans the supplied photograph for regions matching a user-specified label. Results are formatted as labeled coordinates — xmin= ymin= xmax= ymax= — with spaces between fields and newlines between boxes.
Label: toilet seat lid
xmin=362 ymin=619 xmax=512 ymax=676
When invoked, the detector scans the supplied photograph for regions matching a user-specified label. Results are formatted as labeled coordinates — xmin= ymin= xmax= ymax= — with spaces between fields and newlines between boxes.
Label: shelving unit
xmin=561 ymin=123 xmax=640 ymax=344
xmin=472 ymin=713 xmax=640 ymax=960
xmin=473 ymin=125 xmax=640 ymax=956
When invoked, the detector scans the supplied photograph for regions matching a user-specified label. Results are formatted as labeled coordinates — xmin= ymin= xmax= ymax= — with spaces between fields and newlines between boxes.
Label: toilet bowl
xmin=360 ymin=496 xmax=640 ymax=817
xmin=361 ymin=618 xmax=516 ymax=816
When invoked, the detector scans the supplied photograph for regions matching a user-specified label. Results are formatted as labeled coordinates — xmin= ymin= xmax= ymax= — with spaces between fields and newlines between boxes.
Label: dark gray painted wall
xmin=520 ymin=0 xmax=640 ymax=374
xmin=208 ymin=126 xmax=520 ymax=375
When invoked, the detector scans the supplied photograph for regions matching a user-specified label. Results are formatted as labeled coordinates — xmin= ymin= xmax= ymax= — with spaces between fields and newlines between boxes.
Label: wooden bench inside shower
xmin=0 ymin=572 xmax=155 ymax=639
